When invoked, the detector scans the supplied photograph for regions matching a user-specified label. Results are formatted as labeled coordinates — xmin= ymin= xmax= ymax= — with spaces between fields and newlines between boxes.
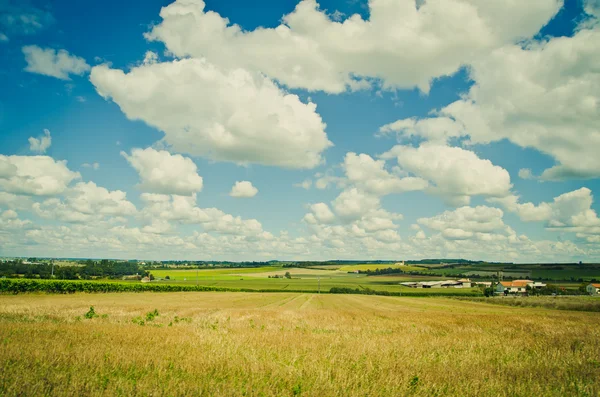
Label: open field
xmin=147 ymin=267 xmax=481 ymax=295
xmin=1 ymin=292 xmax=599 ymax=396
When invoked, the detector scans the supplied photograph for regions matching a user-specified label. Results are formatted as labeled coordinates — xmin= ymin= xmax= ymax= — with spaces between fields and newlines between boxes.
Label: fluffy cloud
xmin=387 ymin=27 xmax=600 ymax=180
xmin=146 ymin=0 xmax=561 ymax=93
xmin=379 ymin=117 xmax=465 ymax=144
xmin=493 ymin=188 xmax=600 ymax=243
xmin=332 ymin=188 xmax=380 ymax=220
xmin=343 ymin=152 xmax=428 ymax=196
xmin=0 ymin=155 xmax=80 ymax=196
xmin=140 ymin=193 xmax=267 ymax=237
xmin=229 ymin=181 xmax=258 ymax=198
xmin=33 ymin=182 xmax=137 ymax=223
xmin=382 ymin=143 xmax=512 ymax=206
xmin=28 ymin=129 xmax=51 ymax=153
xmin=418 ymin=206 xmax=507 ymax=240
xmin=22 ymin=46 xmax=90 ymax=80
xmin=90 ymin=59 xmax=331 ymax=169
xmin=122 ymin=148 xmax=203 ymax=196
xmin=303 ymin=202 xmax=335 ymax=224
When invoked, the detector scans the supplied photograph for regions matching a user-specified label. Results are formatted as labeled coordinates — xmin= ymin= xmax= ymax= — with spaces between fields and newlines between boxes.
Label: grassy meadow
xmin=146 ymin=266 xmax=481 ymax=295
xmin=1 ymin=292 xmax=599 ymax=396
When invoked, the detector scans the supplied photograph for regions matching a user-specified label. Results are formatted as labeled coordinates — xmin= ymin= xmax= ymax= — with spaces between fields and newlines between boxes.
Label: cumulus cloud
xmin=332 ymin=188 xmax=381 ymax=220
xmin=28 ymin=129 xmax=51 ymax=153
xmin=90 ymin=59 xmax=331 ymax=169
xmin=122 ymin=148 xmax=203 ymax=196
xmin=145 ymin=0 xmax=561 ymax=93
xmin=0 ymin=155 xmax=80 ymax=195
xmin=418 ymin=206 xmax=507 ymax=239
xmin=343 ymin=152 xmax=428 ymax=196
xmin=382 ymin=143 xmax=512 ymax=206
xmin=22 ymin=45 xmax=90 ymax=80
xmin=229 ymin=181 xmax=258 ymax=198
xmin=492 ymin=188 xmax=600 ymax=243
xmin=33 ymin=182 xmax=137 ymax=223
xmin=386 ymin=27 xmax=600 ymax=180
xmin=303 ymin=202 xmax=335 ymax=224
xmin=140 ymin=193 xmax=267 ymax=237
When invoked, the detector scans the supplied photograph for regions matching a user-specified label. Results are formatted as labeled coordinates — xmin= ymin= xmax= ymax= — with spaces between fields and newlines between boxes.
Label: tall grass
xmin=0 ymin=292 xmax=599 ymax=396
xmin=456 ymin=296 xmax=600 ymax=312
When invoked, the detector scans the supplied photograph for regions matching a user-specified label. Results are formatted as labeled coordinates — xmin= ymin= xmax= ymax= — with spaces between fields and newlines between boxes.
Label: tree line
xmin=0 ymin=260 xmax=149 ymax=280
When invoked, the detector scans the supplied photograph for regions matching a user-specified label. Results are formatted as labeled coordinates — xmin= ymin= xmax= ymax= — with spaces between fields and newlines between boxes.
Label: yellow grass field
xmin=1 ymin=292 xmax=599 ymax=396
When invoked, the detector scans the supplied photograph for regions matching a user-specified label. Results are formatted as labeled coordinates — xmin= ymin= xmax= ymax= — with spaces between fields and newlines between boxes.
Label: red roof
xmin=500 ymin=280 xmax=532 ymax=288
xmin=591 ymin=284 xmax=600 ymax=288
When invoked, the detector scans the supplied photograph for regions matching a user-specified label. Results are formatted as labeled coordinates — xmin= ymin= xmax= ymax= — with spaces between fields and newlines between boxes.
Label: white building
xmin=586 ymin=283 xmax=600 ymax=295
xmin=495 ymin=280 xmax=547 ymax=294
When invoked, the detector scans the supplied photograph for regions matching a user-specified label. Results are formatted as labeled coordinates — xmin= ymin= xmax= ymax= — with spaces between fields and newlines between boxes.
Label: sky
xmin=1 ymin=0 xmax=599 ymax=262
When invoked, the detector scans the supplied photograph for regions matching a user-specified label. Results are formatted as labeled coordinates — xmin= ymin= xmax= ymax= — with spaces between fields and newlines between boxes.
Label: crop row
xmin=0 ymin=278 xmax=483 ymax=296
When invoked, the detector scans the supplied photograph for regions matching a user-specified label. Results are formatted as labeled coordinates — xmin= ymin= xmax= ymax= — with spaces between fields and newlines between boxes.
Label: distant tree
xmin=284 ymin=272 xmax=291 ymax=279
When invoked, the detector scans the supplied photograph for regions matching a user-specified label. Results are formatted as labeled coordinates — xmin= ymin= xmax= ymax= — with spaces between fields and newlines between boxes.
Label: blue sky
xmin=1 ymin=0 xmax=599 ymax=261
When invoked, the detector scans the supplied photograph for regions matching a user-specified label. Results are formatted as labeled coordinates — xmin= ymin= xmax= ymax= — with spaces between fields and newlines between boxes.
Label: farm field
xmin=0 ymin=292 xmax=599 ymax=396
xmin=148 ymin=267 xmax=480 ymax=295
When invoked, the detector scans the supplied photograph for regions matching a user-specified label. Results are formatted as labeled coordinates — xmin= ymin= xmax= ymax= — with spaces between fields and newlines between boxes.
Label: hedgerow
xmin=0 ymin=279 xmax=237 ymax=294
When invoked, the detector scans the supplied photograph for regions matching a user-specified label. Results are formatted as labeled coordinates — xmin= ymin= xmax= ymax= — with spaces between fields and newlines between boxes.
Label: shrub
xmin=84 ymin=306 xmax=98 ymax=319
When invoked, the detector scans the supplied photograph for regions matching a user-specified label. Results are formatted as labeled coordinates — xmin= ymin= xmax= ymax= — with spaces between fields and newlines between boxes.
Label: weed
xmin=84 ymin=306 xmax=98 ymax=319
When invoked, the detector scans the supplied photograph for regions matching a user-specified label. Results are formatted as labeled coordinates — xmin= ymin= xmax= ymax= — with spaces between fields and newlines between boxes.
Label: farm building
xmin=400 ymin=279 xmax=472 ymax=288
xmin=495 ymin=280 xmax=547 ymax=295
xmin=586 ymin=283 xmax=600 ymax=295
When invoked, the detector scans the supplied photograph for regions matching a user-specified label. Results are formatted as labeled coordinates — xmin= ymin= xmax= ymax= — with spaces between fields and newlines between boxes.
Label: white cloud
xmin=518 ymin=168 xmax=535 ymax=180
xmin=22 ymin=45 xmax=90 ymax=80
xmin=140 ymin=193 xmax=266 ymax=237
xmin=418 ymin=206 xmax=506 ymax=237
xmin=122 ymin=148 xmax=203 ymax=196
xmin=90 ymin=59 xmax=331 ymax=169
xmin=82 ymin=162 xmax=100 ymax=170
xmin=229 ymin=181 xmax=258 ymax=198
xmin=343 ymin=152 xmax=428 ymax=196
xmin=379 ymin=117 xmax=465 ymax=144
xmin=390 ymin=27 xmax=600 ymax=180
xmin=382 ymin=143 xmax=512 ymax=206
xmin=145 ymin=0 xmax=561 ymax=93
xmin=332 ymin=188 xmax=380 ymax=220
xmin=33 ymin=182 xmax=137 ymax=223
xmin=28 ymin=129 xmax=51 ymax=153
xmin=0 ymin=155 xmax=80 ymax=196
xmin=303 ymin=202 xmax=335 ymax=224
xmin=493 ymin=188 xmax=600 ymax=243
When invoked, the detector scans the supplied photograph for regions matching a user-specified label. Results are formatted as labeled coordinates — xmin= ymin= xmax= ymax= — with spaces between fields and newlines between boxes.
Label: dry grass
xmin=1 ymin=292 xmax=599 ymax=396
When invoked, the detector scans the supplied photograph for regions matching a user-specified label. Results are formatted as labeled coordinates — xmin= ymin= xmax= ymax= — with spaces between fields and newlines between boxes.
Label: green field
xmin=147 ymin=266 xmax=481 ymax=295
xmin=1 ymin=292 xmax=599 ymax=396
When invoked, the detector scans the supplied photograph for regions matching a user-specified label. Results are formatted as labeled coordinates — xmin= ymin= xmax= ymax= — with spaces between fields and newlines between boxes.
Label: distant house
xmin=495 ymin=280 xmax=546 ymax=295
xmin=586 ymin=283 xmax=600 ymax=295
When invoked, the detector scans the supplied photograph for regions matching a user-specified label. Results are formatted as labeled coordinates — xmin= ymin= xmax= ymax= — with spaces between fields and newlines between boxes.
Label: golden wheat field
xmin=1 ymin=292 xmax=599 ymax=396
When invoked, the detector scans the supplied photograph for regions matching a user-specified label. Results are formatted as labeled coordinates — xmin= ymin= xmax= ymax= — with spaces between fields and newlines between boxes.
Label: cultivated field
xmin=1 ymin=292 xmax=599 ymax=396
xmin=147 ymin=266 xmax=479 ymax=295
